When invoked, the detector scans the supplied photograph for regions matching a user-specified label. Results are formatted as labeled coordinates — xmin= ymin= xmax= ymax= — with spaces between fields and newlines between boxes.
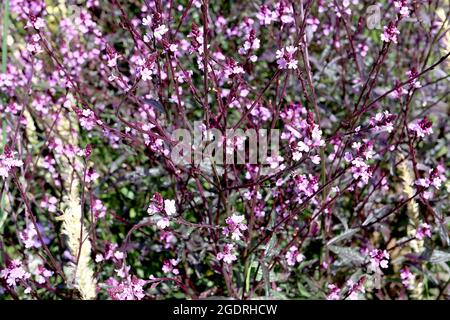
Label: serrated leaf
xmin=144 ymin=98 xmax=165 ymax=113
xmin=329 ymin=245 xmax=365 ymax=265
xmin=327 ymin=228 xmax=358 ymax=246
xmin=429 ymin=250 xmax=450 ymax=263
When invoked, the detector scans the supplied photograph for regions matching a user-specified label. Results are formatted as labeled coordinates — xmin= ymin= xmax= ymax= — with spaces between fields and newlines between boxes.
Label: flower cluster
xmin=223 ymin=214 xmax=247 ymax=241
xmin=217 ymin=244 xmax=238 ymax=264
xmin=162 ymin=259 xmax=180 ymax=276
xmin=0 ymin=260 xmax=31 ymax=288
xmin=105 ymin=276 xmax=147 ymax=300
xmin=0 ymin=150 xmax=23 ymax=179
xmin=415 ymin=223 xmax=432 ymax=240
xmin=408 ymin=116 xmax=433 ymax=138
xmin=275 ymin=46 xmax=299 ymax=70
xmin=368 ymin=249 xmax=390 ymax=272
xmin=381 ymin=22 xmax=400 ymax=43
xmin=285 ymin=246 xmax=305 ymax=266
xmin=400 ymin=266 xmax=415 ymax=289
xmin=148 ymin=193 xmax=177 ymax=229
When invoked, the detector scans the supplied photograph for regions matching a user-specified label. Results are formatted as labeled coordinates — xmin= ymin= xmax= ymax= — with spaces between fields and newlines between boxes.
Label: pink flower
xmin=105 ymin=275 xmax=147 ymax=300
xmin=223 ymin=214 xmax=247 ymax=241
xmin=285 ymin=246 xmax=305 ymax=266
xmin=217 ymin=244 xmax=237 ymax=264
xmin=381 ymin=22 xmax=400 ymax=43
xmin=351 ymin=157 xmax=373 ymax=186
xmin=160 ymin=231 xmax=177 ymax=249
xmin=346 ymin=277 xmax=366 ymax=300
xmin=156 ymin=217 xmax=170 ymax=229
xmin=238 ymin=29 xmax=260 ymax=58
xmin=26 ymin=34 xmax=43 ymax=54
xmin=20 ymin=224 xmax=40 ymax=249
xmin=408 ymin=116 xmax=432 ymax=138
xmin=0 ymin=150 xmax=23 ymax=179
xmin=327 ymin=283 xmax=341 ymax=300
xmin=147 ymin=195 xmax=176 ymax=229
xmin=415 ymin=223 xmax=432 ymax=240
xmin=0 ymin=260 xmax=31 ymax=287
xmin=26 ymin=15 xmax=45 ymax=30
xmin=256 ymin=5 xmax=276 ymax=25
xmin=400 ymin=266 xmax=414 ymax=289
xmin=85 ymin=167 xmax=100 ymax=183
xmin=415 ymin=165 xmax=446 ymax=198
xmin=77 ymin=108 xmax=98 ymax=131
xmin=394 ymin=0 xmax=410 ymax=17
xmin=107 ymin=53 xmax=119 ymax=68
xmin=368 ymin=249 xmax=390 ymax=272
xmin=141 ymin=68 xmax=153 ymax=81
xmin=275 ymin=2 xmax=294 ymax=24
xmin=392 ymin=80 xmax=408 ymax=99
xmin=162 ymin=259 xmax=179 ymax=275
xmin=147 ymin=193 xmax=164 ymax=214
xmin=164 ymin=199 xmax=177 ymax=216
xmin=369 ymin=111 xmax=396 ymax=133
xmin=142 ymin=15 xmax=152 ymax=26
xmin=154 ymin=24 xmax=169 ymax=41
xmin=35 ymin=265 xmax=54 ymax=284
xmin=93 ymin=199 xmax=107 ymax=219
xmin=276 ymin=46 xmax=298 ymax=70
xmin=40 ymin=196 xmax=58 ymax=213
xmin=406 ymin=69 xmax=421 ymax=88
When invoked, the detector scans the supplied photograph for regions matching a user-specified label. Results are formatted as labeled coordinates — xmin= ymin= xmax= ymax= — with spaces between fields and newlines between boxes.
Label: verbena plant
xmin=0 ymin=0 xmax=449 ymax=300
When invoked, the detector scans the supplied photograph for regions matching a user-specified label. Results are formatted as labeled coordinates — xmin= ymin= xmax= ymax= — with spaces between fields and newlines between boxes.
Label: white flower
xmin=141 ymin=68 xmax=152 ymax=81
xmin=164 ymin=199 xmax=176 ymax=216
xmin=157 ymin=217 xmax=170 ymax=229
xmin=169 ymin=44 xmax=178 ymax=52
xmin=107 ymin=53 xmax=119 ymax=67
xmin=311 ymin=155 xmax=321 ymax=164
xmin=142 ymin=15 xmax=152 ymax=26
xmin=154 ymin=24 xmax=169 ymax=41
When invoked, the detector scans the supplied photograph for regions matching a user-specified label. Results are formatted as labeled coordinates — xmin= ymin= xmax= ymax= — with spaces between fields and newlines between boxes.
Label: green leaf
xmin=326 ymin=228 xmax=358 ymax=246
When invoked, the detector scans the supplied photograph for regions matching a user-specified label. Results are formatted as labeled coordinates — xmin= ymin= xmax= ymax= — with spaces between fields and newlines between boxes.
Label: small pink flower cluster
xmin=394 ymin=0 xmax=410 ymax=17
xmin=415 ymin=164 xmax=446 ymax=199
xmin=147 ymin=193 xmax=177 ymax=229
xmin=217 ymin=244 xmax=238 ymax=264
xmin=381 ymin=22 xmax=400 ymax=43
xmin=408 ymin=116 xmax=433 ymax=138
xmin=34 ymin=265 xmax=54 ymax=284
xmin=95 ymin=242 xmax=124 ymax=263
xmin=285 ymin=245 xmax=305 ymax=266
xmin=0 ymin=259 xmax=31 ymax=288
xmin=346 ymin=277 xmax=366 ymax=300
xmin=162 ymin=259 xmax=180 ymax=276
xmin=105 ymin=275 xmax=147 ymax=300
xmin=238 ymin=29 xmax=260 ymax=62
xmin=327 ymin=283 xmax=341 ymax=300
xmin=0 ymin=150 xmax=23 ymax=179
xmin=93 ymin=199 xmax=107 ymax=219
xmin=369 ymin=111 xmax=396 ymax=133
xmin=368 ymin=249 xmax=390 ymax=272
xmin=346 ymin=141 xmax=375 ymax=187
xmin=406 ymin=68 xmax=422 ymax=89
xmin=19 ymin=224 xmax=40 ymax=249
xmin=40 ymin=195 xmax=58 ymax=213
xmin=275 ymin=46 xmax=298 ymax=70
xmin=400 ymin=266 xmax=415 ymax=289
xmin=281 ymin=107 xmax=325 ymax=163
xmin=327 ymin=277 xmax=366 ymax=300
xmin=223 ymin=214 xmax=247 ymax=241
xmin=415 ymin=222 xmax=432 ymax=240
